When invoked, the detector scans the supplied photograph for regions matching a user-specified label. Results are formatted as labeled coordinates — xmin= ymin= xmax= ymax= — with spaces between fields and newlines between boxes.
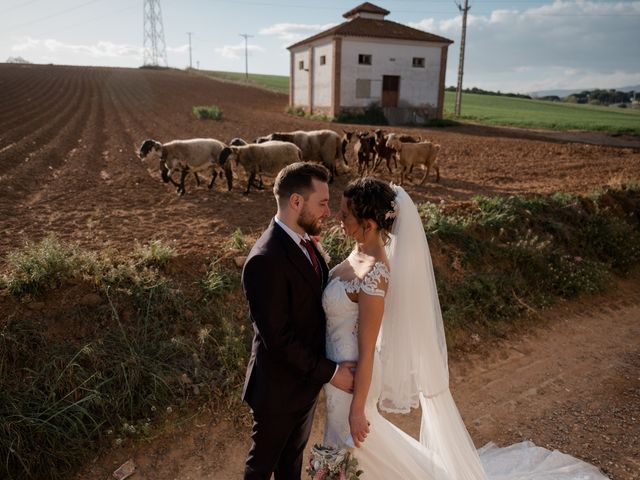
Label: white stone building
xmin=287 ymin=2 xmax=453 ymax=124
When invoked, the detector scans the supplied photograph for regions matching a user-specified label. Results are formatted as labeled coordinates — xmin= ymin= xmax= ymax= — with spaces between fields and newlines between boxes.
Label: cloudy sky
xmin=1 ymin=0 xmax=639 ymax=93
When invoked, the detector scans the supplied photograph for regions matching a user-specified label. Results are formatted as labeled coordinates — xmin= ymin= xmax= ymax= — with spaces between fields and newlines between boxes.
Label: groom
xmin=241 ymin=162 xmax=355 ymax=479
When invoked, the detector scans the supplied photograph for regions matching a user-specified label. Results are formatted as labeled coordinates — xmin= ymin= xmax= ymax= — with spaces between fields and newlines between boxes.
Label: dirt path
xmin=76 ymin=278 xmax=640 ymax=480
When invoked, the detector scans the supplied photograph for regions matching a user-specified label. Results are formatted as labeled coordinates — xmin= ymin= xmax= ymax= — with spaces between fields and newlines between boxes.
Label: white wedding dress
xmin=321 ymin=187 xmax=609 ymax=480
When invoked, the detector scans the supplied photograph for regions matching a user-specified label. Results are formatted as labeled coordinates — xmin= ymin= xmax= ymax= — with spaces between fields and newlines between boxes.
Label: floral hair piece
xmin=384 ymin=200 xmax=398 ymax=220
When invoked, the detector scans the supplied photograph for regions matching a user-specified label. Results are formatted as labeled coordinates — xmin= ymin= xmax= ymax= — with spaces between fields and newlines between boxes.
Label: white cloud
xmin=167 ymin=44 xmax=189 ymax=53
xmin=215 ymin=42 xmax=265 ymax=59
xmin=410 ymin=0 xmax=640 ymax=91
xmin=259 ymin=22 xmax=336 ymax=43
xmin=12 ymin=36 xmax=142 ymax=58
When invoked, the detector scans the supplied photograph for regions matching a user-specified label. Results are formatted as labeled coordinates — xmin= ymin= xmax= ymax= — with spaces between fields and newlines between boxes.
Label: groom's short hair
xmin=274 ymin=162 xmax=330 ymax=204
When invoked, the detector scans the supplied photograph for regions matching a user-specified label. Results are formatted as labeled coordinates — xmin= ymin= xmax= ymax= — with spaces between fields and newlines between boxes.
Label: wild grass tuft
xmin=199 ymin=258 xmax=237 ymax=297
xmin=224 ymin=228 xmax=248 ymax=253
xmin=321 ymin=225 xmax=354 ymax=266
xmin=192 ymin=105 xmax=223 ymax=120
xmin=3 ymin=235 xmax=96 ymax=297
xmin=133 ymin=239 xmax=176 ymax=268
xmin=285 ymin=105 xmax=306 ymax=117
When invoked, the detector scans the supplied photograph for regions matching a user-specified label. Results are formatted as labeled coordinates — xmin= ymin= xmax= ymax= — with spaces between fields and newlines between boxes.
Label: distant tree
xmin=6 ymin=56 xmax=30 ymax=64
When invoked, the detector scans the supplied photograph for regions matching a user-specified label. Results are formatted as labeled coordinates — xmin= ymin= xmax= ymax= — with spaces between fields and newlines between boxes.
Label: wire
xmin=5 ymin=0 xmax=105 ymax=32
xmin=0 ymin=0 xmax=45 ymax=16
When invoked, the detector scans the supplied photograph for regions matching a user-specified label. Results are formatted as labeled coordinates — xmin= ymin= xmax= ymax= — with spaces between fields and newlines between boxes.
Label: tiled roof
xmin=288 ymin=17 xmax=454 ymax=50
xmin=343 ymin=2 xmax=390 ymax=18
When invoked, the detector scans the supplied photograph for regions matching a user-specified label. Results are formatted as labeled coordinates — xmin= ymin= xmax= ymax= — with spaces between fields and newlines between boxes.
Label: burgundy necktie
xmin=300 ymin=239 xmax=322 ymax=280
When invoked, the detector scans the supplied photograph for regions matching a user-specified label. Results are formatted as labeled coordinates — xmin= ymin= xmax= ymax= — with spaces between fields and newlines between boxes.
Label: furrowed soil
xmin=0 ymin=64 xmax=639 ymax=479
xmin=1 ymin=64 xmax=639 ymax=265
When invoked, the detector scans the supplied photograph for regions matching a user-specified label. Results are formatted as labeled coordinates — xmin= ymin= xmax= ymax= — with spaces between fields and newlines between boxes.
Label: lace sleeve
xmin=360 ymin=262 xmax=390 ymax=297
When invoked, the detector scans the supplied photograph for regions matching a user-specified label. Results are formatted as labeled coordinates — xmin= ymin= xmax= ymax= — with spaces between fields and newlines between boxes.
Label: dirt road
xmin=75 ymin=277 xmax=640 ymax=480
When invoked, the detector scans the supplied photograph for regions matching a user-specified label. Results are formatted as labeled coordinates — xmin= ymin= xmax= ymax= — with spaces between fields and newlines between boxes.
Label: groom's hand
xmin=330 ymin=361 xmax=356 ymax=393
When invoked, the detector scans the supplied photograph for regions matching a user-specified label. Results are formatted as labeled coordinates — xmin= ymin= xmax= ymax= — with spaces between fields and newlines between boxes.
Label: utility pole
xmin=239 ymin=33 xmax=253 ymax=80
xmin=454 ymin=0 xmax=470 ymax=116
xmin=187 ymin=32 xmax=193 ymax=69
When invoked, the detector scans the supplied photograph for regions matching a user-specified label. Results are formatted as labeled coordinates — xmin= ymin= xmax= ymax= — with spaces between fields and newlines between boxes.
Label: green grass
xmin=192 ymin=105 xmax=223 ymax=120
xmin=195 ymin=70 xmax=640 ymax=134
xmin=198 ymin=70 xmax=289 ymax=94
xmin=444 ymin=91 xmax=640 ymax=134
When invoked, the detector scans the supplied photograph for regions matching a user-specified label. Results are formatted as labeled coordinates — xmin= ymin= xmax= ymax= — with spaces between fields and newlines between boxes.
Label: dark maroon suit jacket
xmin=241 ymin=219 xmax=336 ymax=413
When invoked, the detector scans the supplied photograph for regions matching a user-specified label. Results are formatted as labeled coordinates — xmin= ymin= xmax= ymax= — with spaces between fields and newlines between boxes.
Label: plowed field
xmin=0 ymin=63 xmax=638 ymax=262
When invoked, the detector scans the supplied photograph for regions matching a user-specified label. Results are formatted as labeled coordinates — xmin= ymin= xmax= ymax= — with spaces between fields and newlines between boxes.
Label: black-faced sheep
xmin=353 ymin=131 xmax=376 ymax=175
xmin=386 ymin=134 xmax=441 ymax=185
xmin=340 ymin=130 xmax=354 ymax=166
xmin=260 ymin=130 xmax=343 ymax=181
xmin=138 ymin=138 xmax=227 ymax=195
xmin=218 ymin=141 xmax=302 ymax=194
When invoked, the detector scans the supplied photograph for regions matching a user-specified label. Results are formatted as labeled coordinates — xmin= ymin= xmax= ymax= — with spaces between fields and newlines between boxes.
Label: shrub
xmin=225 ymin=228 xmax=248 ymax=253
xmin=133 ymin=240 xmax=176 ymax=268
xmin=199 ymin=258 xmax=236 ymax=296
xmin=192 ymin=105 xmax=223 ymax=120
xmin=285 ymin=105 xmax=306 ymax=117
xmin=321 ymin=225 xmax=353 ymax=266
xmin=3 ymin=235 xmax=96 ymax=297
xmin=334 ymin=102 xmax=388 ymax=125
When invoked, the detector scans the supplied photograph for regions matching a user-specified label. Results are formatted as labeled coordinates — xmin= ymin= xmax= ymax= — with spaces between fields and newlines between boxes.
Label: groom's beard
xmin=298 ymin=207 xmax=323 ymax=236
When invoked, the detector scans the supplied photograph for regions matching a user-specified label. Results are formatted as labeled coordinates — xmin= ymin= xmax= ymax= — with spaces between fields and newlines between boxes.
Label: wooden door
xmin=382 ymin=75 xmax=400 ymax=107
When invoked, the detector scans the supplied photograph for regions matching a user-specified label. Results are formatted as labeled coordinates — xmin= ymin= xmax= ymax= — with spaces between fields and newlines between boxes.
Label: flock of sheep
xmin=138 ymin=128 xmax=441 ymax=195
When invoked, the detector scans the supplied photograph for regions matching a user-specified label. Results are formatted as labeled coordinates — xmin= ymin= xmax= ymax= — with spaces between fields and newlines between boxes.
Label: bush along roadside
xmin=422 ymin=186 xmax=640 ymax=332
xmin=1 ymin=186 xmax=639 ymax=479
xmin=0 ymin=238 xmax=250 ymax=479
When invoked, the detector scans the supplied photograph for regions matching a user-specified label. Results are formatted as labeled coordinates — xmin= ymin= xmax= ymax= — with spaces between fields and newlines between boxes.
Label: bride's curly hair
xmin=343 ymin=177 xmax=396 ymax=242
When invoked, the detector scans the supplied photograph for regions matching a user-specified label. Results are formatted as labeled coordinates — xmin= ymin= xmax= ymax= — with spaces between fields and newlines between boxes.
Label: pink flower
xmin=313 ymin=467 xmax=328 ymax=480
xmin=339 ymin=467 xmax=348 ymax=480
xmin=574 ymin=256 xmax=583 ymax=262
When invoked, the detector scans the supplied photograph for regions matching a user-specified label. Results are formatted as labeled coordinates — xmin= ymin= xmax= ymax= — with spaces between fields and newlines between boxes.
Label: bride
xmin=321 ymin=177 xmax=609 ymax=480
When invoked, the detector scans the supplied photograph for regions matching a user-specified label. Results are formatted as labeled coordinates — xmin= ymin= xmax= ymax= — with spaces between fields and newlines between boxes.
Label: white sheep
xmin=260 ymin=130 xmax=344 ymax=181
xmin=138 ymin=138 xmax=227 ymax=195
xmin=386 ymin=135 xmax=441 ymax=185
xmin=218 ymin=140 xmax=302 ymax=194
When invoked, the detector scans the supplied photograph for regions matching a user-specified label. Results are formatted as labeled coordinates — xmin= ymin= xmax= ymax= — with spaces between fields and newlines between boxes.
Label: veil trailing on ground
xmin=379 ymin=185 xmax=488 ymax=480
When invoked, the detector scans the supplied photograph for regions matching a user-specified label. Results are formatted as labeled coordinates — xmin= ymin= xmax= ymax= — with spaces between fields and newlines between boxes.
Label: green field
xmin=198 ymin=69 xmax=289 ymax=94
xmin=443 ymin=91 xmax=640 ymax=135
xmin=198 ymin=70 xmax=640 ymax=134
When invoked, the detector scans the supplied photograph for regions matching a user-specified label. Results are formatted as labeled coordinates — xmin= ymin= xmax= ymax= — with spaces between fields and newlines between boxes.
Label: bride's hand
xmin=348 ymin=410 xmax=370 ymax=448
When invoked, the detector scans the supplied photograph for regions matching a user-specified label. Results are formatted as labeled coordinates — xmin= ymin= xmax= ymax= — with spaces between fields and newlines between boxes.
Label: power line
xmin=5 ymin=0 xmax=104 ymax=32
xmin=0 ymin=0 xmax=45 ymax=16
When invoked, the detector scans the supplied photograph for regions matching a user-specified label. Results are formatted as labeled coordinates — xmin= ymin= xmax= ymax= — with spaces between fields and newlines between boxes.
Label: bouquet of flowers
xmin=307 ymin=444 xmax=363 ymax=480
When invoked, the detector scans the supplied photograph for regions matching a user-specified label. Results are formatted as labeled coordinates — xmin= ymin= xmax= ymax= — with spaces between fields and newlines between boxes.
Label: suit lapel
xmin=272 ymin=221 xmax=323 ymax=297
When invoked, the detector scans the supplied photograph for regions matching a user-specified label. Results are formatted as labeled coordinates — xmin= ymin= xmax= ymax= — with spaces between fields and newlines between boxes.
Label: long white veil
xmin=380 ymin=185 xmax=488 ymax=480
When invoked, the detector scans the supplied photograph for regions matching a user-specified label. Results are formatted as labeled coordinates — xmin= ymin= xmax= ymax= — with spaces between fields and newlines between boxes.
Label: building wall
xmin=312 ymin=41 xmax=333 ymax=108
xmin=339 ymin=38 xmax=444 ymax=109
xmin=292 ymin=49 xmax=310 ymax=107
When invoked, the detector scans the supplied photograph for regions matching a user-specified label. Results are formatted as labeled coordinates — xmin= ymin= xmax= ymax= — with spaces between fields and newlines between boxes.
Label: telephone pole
xmin=454 ymin=0 xmax=470 ymax=116
xmin=239 ymin=33 xmax=253 ymax=80
xmin=187 ymin=32 xmax=193 ymax=69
